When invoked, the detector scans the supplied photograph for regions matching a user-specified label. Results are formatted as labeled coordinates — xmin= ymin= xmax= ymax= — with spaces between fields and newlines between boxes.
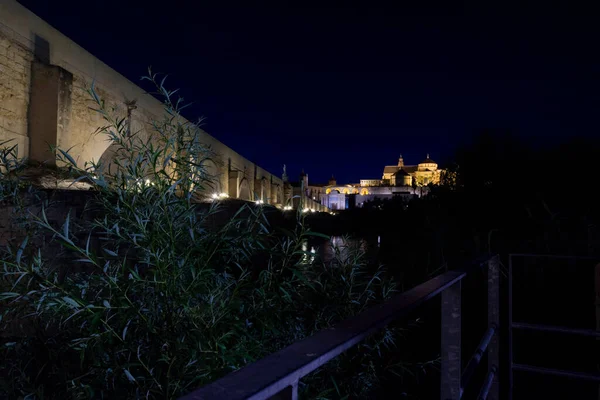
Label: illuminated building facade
xmin=320 ymin=154 xmax=443 ymax=210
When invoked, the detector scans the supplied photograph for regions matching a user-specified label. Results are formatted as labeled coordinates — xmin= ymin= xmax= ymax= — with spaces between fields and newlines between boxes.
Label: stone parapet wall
xmin=0 ymin=0 xmax=282 ymax=204
xmin=0 ymin=21 xmax=33 ymax=152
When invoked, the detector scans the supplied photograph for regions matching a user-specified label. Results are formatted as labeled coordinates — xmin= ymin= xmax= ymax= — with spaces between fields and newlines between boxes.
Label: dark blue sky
xmin=19 ymin=1 xmax=600 ymax=183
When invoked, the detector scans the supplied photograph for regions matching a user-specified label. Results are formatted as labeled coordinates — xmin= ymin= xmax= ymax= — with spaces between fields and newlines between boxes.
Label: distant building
xmin=380 ymin=154 xmax=442 ymax=186
xmin=286 ymin=154 xmax=443 ymax=211
xmin=321 ymin=154 xmax=443 ymax=210
xmin=285 ymin=170 xmax=330 ymax=212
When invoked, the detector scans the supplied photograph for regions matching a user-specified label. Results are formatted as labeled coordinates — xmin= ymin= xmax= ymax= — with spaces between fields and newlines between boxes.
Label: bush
xmin=0 ymin=73 xmax=397 ymax=399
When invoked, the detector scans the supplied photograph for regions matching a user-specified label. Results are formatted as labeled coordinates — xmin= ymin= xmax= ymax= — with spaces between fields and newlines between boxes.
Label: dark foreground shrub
xmin=0 ymin=73 xmax=399 ymax=399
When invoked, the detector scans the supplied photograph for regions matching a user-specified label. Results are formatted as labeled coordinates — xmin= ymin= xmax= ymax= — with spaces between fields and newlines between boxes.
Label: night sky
xmin=18 ymin=1 xmax=600 ymax=184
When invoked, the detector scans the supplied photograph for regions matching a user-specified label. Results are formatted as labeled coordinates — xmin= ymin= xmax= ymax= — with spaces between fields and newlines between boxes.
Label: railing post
xmin=595 ymin=263 xmax=599 ymax=400
xmin=441 ymin=281 xmax=461 ymax=400
xmin=487 ymin=256 xmax=500 ymax=400
xmin=270 ymin=380 xmax=298 ymax=400
xmin=508 ymin=255 xmax=514 ymax=400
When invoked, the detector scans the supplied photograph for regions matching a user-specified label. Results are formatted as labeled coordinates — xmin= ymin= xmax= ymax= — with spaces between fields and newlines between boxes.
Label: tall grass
xmin=0 ymin=72 xmax=399 ymax=399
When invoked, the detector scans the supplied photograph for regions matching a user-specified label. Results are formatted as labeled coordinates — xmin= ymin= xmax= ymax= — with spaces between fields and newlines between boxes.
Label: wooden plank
xmin=487 ymin=256 xmax=500 ymax=400
xmin=441 ymin=280 xmax=461 ymax=400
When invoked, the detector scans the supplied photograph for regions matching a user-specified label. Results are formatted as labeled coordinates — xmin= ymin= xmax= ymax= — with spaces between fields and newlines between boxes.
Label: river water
xmin=302 ymin=235 xmax=381 ymax=264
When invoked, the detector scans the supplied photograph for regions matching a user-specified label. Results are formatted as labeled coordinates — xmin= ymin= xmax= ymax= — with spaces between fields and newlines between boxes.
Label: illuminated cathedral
xmin=290 ymin=154 xmax=443 ymax=210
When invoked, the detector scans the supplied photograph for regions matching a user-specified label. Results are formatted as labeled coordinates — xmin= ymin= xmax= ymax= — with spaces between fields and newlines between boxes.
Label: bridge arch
xmin=202 ymin=158 xmax=223 ymax=193
xmin=239 ymin=177 xmax=251 ymax=201
xmin=86 ymin=101 xmax=153 ymax=171
xmin=271 ymin=183 xmax=281 ymax=204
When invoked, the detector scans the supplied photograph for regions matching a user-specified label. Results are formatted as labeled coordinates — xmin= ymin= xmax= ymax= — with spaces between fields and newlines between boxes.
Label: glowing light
xmin=302 ymin=208 xmax=309 ymax=213
xmin=310 ymin=209 xmax=315 ymax=212
xmin=256 ymin=200 xmax=264 ymax=205
xmin=211 ymin=193 xmax=220 ymax=199
xmin=219 ymin=193 xmax=229 ymax=198
xmin=283 ymin=205 xmax=292 ymax=211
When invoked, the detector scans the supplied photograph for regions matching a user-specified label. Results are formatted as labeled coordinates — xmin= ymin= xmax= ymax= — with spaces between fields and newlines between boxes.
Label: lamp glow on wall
xmin=211 ymin=193 xmax=229 ymax=200
xmin=130 ymin=178 xmax=156 ymax=192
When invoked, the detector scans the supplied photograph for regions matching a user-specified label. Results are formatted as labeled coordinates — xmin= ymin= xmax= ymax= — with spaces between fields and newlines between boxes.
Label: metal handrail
xmin=182 ymin=256 xmax=499 ymax=400
xmin=512 ymin=364 xmax=600 ymax=382
xmin=477 ymin=366 xmax=498 ymax=400
xmin=461 ymin=324 xmax=498 ymax=395
xmin=512 ymin=321 xmax=600 ymax=337
xmin=508 ymin=254 xmax=600 ymax=399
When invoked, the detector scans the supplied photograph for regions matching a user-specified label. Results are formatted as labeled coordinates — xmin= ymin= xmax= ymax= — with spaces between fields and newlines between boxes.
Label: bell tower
xmin=328 ymin=174 xmax=337 ymax=186
xmin=397 ymin=154 xmax=404 ymax=167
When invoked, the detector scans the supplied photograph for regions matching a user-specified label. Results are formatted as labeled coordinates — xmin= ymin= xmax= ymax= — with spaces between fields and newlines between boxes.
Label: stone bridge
xmin=0 ymin=0 xmax=285 ymax=206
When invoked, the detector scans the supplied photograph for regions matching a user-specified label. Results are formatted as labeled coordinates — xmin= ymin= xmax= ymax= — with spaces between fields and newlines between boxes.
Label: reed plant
xmin=0 ymin=73 xmax=399 ymax=399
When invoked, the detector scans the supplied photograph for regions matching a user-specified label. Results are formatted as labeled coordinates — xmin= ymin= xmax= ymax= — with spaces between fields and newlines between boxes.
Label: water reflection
xmin=303 ymin=236 xmax=380 ymax=264
xmin=300 ymin=241 xmax=317 ymax=264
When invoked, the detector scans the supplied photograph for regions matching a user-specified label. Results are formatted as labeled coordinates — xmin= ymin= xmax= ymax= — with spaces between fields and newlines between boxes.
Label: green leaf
xmin=63 ymin=211 xmax=70 ymax=240
xmin=16 ymin=236 xmax=28 ymax=264
xmin=303 ymin=231 xmax=330 ymax=240
xmin=330 ymin=375 xmax=342 ymax=396
xmin=85 ymin=233 xmax=92 ymax=256
xmin=62 ymin=297 xmax=80 ymax=309
xmin=58 ymin=149 xmax=78 ymax=167
xmin=279 ymin=286 xmax=292 ymax=302
xmin=163 ymin=153 xmax=173 ymax=169
xmin=0 ymin=292 xmax=20 ymax=301
xmin=160 ymin=74 xmax=169 ymax=90
xmin=103 ymin=248 xmax=118 ymax=257
xmin=122 ymin=320 xmax=131 ymax=340
xmin=124 ymin=369 xmax=136 ymax=383
xmin=129 ymin=269 xmax=142 ymax=281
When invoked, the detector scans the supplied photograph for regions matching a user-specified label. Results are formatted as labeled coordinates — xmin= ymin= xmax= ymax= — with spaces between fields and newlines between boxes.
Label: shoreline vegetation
xmin=2 ymin=74 xmax=599 ymax=399
xmin=0 ymin=75 xmax=404 ymax=399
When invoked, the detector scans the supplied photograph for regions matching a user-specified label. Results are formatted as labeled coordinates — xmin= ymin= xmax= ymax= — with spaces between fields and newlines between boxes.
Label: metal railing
xmin=181 ymin=255 xmax=501 ymax=400
xmin=508 ymin=254 xmax=600 ymax=400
